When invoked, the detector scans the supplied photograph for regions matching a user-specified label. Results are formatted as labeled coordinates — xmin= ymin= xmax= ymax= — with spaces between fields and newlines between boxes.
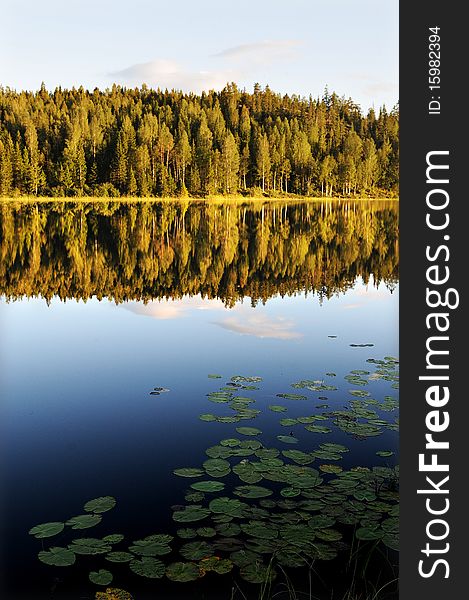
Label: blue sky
xmin=1 ymin=0 xmax=398 ymax=112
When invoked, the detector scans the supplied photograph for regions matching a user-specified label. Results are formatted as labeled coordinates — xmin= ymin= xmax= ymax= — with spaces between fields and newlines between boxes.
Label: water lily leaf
xmin=280 ymin=524 xmax=316 ymax=547
xmin=280 ymin=487 xmax=301 ymax=497
xmin=308 ymin=515 xmax=336 ymax=529
xmin=173 ymin=505 xmax=210 ymax=523
xmin=240 ymin=522 xmax=278 ymax=540
xmin=230 ymin=549 xmax=259 ymax=568
xmin=233 ymin=462 xmax=263 ymax=484
xmin=89 ymin=570 xmax=113 ymax=586
xmin=199 ymin=414 xmax=217 ymax=421
xmin=38 ymin=546 xmax=76 ymax=566
xmin=236 ymin=426 xmax=262 ymax=436
xmin=29 ymin=521 xmax=64 ymax=539
xmin=173 ymin=468 xmax=205 ymax=478
xmin=239 ymin=439 xmax=262 ymax=449
xmin=277 ymin=393 xmax=308 ymax=400
xmin=234 ymin=485 xmax=273 ymax=499
xmin=353 ymin=489 xmax=377 ymax=502
xmin=129 ymin=541 xmax=171 ymax=557
xmin=66 ymin=514 xmax=102 ymax=530
xmin=326 ymin=372 xmax=336 ymax=376
xmin=200 ymin=556 xmax=233 ymax=575
xmin=319 ymin=464 xmax=343 ymax=474
xmin=213 ymin=537 xmax=244 ymax=552
xmin=103 ymin=534 xmax=124 ymax=544
xmin=129 ymin=557 xmax=165 ymax=579
xmin=177 ymin=528 xmax=197 ymax=539
xmin=231 ymin=375 xmax=263 ymax=383
xmin=191 ymin=481 xmax=225 ymax=493
xmin=208 ymin=374 xmax=222 ymax=379
xmin=376 ymin=450 xmax=394 ymax=457
xmin=315 ymin=528 xmax=342 ymax=542
xmin=166 ymin=561 xmax=201 ymax=582
xmin=383 ymin=533 xmax=399 ymax=551
xmin=185 ymin=491 xmax=205 ymax=503
xmin=320 ymin=443 xmax=349 ymax=453
xmin=304 ymin=425 xmax=332 ymax=434
xmin=216 ymin=522 xmax=241 ymax=537
xmin=220 ymin=438 xmax=240 ymax=447
xmin=203 ymin=458 xmax=231 ymax=477
xmin=180 ymin=540 xmax=214 ymax=560
xmin=282 ymin=450 xmax=314 ymax=465
xmin=105 ymin=552 xmax=134 ymax=563
xmin=196 ymin=527 xmax=217 ymax=538
xmin=277 ymin=435 xmax=299 ymax=444
xmin=279 ymin=418 xmax=299 ymax=427
xmin=255 ymin=448 xmax=280 ymax=459
xmin=209 ymin=497 xmax=249 ymax=518
xmin=355 ymin=527 xmax=384 ymax=541
xmin=69 ymin=538 xmax=112 ymax=555
xmin=269 ymin=405 xmax=287 ymax=412
xmin=84 ymin=496 xmax=116 ymax=514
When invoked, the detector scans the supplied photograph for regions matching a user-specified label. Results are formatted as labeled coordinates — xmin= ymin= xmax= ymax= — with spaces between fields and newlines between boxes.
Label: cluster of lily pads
xmin=29 ymin=358 xmax=399 ymax=592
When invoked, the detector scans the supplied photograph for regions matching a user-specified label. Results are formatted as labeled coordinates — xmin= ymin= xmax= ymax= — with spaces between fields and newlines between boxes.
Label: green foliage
xmin=0 ymin=85 xmax=399 ymax=197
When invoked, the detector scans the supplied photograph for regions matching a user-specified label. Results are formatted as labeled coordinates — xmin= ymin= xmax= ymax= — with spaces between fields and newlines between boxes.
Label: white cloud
xmin=110 ymin=59 xmax=237 ymax=93
xmin=122 ymin=296 xmax=226 ymax=320
xmin=214 ymin=312 xmax=302 ymax=340
xmin=214 ymin=40 xmax=301 ymax=64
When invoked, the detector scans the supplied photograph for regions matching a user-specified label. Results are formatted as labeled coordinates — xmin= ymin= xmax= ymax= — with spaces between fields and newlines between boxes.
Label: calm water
xmin=0 ymin=200 xmax=399 ymax=600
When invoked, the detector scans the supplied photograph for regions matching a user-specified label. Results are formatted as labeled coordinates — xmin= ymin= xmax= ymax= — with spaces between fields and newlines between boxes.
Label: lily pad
xmin=105 ymin=552 xmax=134 ymax=563
xmin=220 ymin=438 xmax=241 ymax=447
xmin=176 ymin=528 xmax=197 ymax=539
xmin=129 ymin=557 xmax=165 ymax=579
xmin=282 ymin=450 xmax=314 ymax=465
xmin=376 ymin=450 xmax=394 ymax=457
xmin=69 ymin=538 xmax=112 ymax=555
xmin=269 ymin=405 xmax=287 ymax=412
xmin=279 ymin=418 xmax=299 ymax=427
xmin=234 ymin=485 xmax=273 ymax=499
xmin=236 ymin=426 xmax=262 ymax=436
xmin=190 ymin=481 xmax=225 ymax=493
xmin=280 ymin=487 xmax=301 ymax=497
xmin=277 ymin=393 xmax=308 ymax=400
xmin=196 ymin=527 xmax=217 ymax=538
xmin=103 ymin=534 xmax=125 ymax=544
xmin=84 ymin=496 xmax=116 ymax=514
xmin=173 ymin=505 xmax=211 ymax=523
xmin=66 ymin=514 xmax=102 ymax=530
xmin=89 ymin=570 xmax=113 ymax=586
xmin=355 ymin=527 xmax=384 ymax=541
xmin=319 ymin=464 xmax=343 ymax=474
xmin=173 ymin=468 xmax=205 ymax=478
xmin=95 ymin=588 xmax=133 ymax=600
xmin=29 ymin=521 xmax=64 ymax=539
xmin=166 ymin=561 xmax=201 ymax=582
xmin=209 ymin=497 xmax=249 ymax=518
xmin=38 ymin=546 xmax=76 ymax=567
xmin=180 ymin=540 xmax=214 ymax=561
xmin=233 ymin=462 xmax=263 ymax=484
xmin=208 ymin=374 xmax=222 ymax=379
xmin=304 ymin=425 xmax=332 ymax=434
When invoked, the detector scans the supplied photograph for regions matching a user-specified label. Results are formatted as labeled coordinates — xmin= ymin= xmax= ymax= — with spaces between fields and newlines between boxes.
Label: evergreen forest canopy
xmin=0 ymin=84 xmax=398 ymax=198
xmin=0 ymin=200 xmax=399 ymax=304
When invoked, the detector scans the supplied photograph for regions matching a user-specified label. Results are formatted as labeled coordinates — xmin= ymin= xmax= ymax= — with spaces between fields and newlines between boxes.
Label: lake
xmin=0 ymin=199 xmax=399 ymax=600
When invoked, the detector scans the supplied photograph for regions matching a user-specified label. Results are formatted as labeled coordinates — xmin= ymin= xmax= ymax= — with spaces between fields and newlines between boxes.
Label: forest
xmin=0 ymin=200 xmax=399 ymax=304
xmin=0 ymin=84 xmax=398 ymax=199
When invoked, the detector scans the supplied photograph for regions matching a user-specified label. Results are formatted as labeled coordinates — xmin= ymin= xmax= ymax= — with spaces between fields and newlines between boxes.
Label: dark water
xmin=0 ymin=200 xmax=399 ymax=600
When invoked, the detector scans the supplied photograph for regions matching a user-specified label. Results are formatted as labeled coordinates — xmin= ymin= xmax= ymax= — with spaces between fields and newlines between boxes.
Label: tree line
xmin=0 ymin=84 xmax=399 ymax=198
xmin=0 ymin=200 xmax=399 ymax=304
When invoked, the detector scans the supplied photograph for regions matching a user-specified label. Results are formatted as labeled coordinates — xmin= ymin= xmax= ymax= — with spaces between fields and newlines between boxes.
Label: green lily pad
xmin=236 ymin=426 xmax=262 ymax=436
xmin=176 ymin=528 xmax=197 ymax=539
xmin=277 ymin=393 xmax=308 ymax=400
xmin=304 ymin=425 xmax=332 ymax=434
xmin=255 ymin=448 xmax=280 ymax=459
xmin=280 ymin=487 xmax=301 ymax=497
xmin=279 ymin=418 xmax=299 ymax=426
xmin=191 ymin=481 xmax=225 ymax=493
xmin=199 ymin=413 xmax=217 ymax=421
xmin=180 ymin=541 xmax=214 ymax=560
xmin=208 ymin=374 xmax=222 ymax=379
xmin=220 ymin=438 xmax=241 ymax=447
xmin=234 ymin=485 xmax=273 ymax=498
xmin=84 ymin=496 xmax=116 ymax=514
xmin=216 ymin=523 xmax=241 ymax=537
xmin=230 ymin=549 xmax=260 ymax=568
xmin=269 ymin=405 xmax=287 ymax=412
xmin=69 ymin=538 xmax=112 ymax=555
xmin=320 ymin=443 xmax=349 ymax=453
xmin=315 ymin=528 xmax=342 ymax=542
xmin=66 ymin=514 xmax=102 ymax=530
xmin=173 ymin=505 xmax=211 ymax=523
xmin=209 ymin=497 xmax=249 ymax=518
xmin=277 ymin=435 xmax=299 ymax=444
xmin=38 ymin=546 xmax=76 ymax=567
xmin=196 ymin=527 xmax=217 ymax=538
xmin=282 ymin=450 xmax=314 ymax=465
xmin=130 ymin=557 xmax=165 ymax=579
xmin=185 ymin=491 xmax=205 ymax=503
xmin=203 ymin=458 xmax=231 ymax=477
xmin=102 ymin=534 xmax=124 ymax=544
xmin=319 ymin=464 xmax=343 ymax=474
xmin=29 ymin=521 xmax=64 ymax=539
xmin=355 ymin=527 xmax=384 ymax=541
xmin=240 ymin=522 xmax=279 ymax=540
xmin=173 ymin=467 xmax=205 ymax=478
xmin=233 ymin=462 xmax=263 ymax=484
xmin=308 ymin=515 xmax=336 ymax=529
xmin=105 ymin=552 xmax=134 ymax=563
xmin=376 ymin=450 xmax=394 ymax=457
xmin=89 ymin=570 xmax=113 ymax=586
xmin=240 ymin=439 xmax=262 ymax=449
xmin=353 ymin=489 xmax=377 ymax=502
xmin=200 ymin=556 xmax=233 ymax=574
xmin=166 ymin=561 xmax=201 ymax=582
xmin=383 ymin=533 xmax=399 ymax=551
